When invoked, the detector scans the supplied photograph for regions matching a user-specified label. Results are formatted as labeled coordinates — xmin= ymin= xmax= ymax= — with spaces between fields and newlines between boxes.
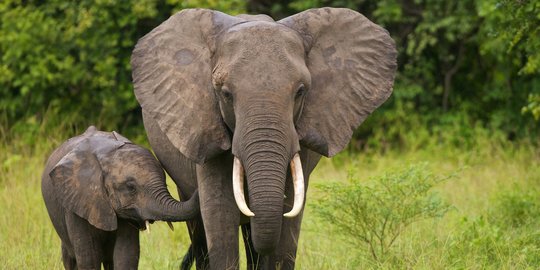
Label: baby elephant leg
xmin=66 ymin=213 xmax=104 ymax=269
xmin=113 ymin=220 xmax=140 ymax=269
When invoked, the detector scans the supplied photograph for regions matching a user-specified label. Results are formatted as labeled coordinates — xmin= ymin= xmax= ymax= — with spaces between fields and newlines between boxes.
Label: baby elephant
xmin=42 ymin=126 xmax=199 ymax=269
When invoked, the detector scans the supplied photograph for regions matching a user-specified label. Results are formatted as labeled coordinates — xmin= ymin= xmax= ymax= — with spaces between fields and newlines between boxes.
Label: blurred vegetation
xmin=250 ymin=0 xmax=540 ymax=144
xmin=0 ymin=0 xmax=538 ymax=147
xmin=0 ymin=0 xmax=245 ymax=139
xmin=314 ymin=164 xmax=452 ymax=262
xmin=1 ymin=118 xmax=538 ymax=268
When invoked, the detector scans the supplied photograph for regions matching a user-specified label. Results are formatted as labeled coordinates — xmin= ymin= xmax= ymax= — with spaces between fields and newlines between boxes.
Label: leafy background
xmin=1 ymin=0 xmax=539 ymax=269
xmin=1 ymin=0 xmax=538 ymax=142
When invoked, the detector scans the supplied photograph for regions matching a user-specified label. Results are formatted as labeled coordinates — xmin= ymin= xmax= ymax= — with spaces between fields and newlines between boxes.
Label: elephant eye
xmin=295 ymin=84 xmax=306 ymax=98
xmin=221 ymin=88 xmax=233 ymax=102
xmin=124 ymin=177 xmax=137 ymax=192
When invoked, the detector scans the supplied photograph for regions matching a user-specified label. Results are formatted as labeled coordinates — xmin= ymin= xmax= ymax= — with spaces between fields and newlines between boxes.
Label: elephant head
xmin=132 ymin=8 xmax=396 ymax=252
xmin=49 ymin=128 xmax=199 ymax=231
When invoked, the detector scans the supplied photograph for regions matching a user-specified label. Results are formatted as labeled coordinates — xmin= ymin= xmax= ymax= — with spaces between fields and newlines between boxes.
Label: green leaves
xmin=1 ymin=0 xmax=537 ymax=141
xmin=268 ymin=0 xmax=539 ymax=142
xmin=522 ymin=94 xmax=540 ymax=121
xmin=0 ymin=0 xmax=247 ymax=133
xmin=314 ymin=164 xmax=452 ymax=261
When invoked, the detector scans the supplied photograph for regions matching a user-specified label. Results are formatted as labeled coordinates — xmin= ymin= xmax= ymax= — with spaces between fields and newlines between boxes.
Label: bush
xmin=448 ymin=188 xmax=540 ymax=268
xmin=313 ymin=164 xmax=452 ymax=262
xmin=0 ymin=0 xmax=246 ymax=136
xmin=490 ymin=188 xmax=540 ymax=228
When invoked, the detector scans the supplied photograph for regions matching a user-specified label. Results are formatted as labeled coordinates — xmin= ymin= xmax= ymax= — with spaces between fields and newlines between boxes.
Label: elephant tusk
xmin=167 ymin=221 xmax=174 ymax=231
xmin=233 ymin=156 xmax=255 ymax=217
xmin=284 ymin=153 xmax=305 ymax=218
xmin=145 ymin=220 xmax=151 ymax=233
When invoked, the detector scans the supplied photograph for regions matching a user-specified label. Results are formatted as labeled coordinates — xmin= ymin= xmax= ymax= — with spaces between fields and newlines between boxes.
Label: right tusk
xmin=284 ymin=153 xmax=305 ymax=218
xmin=145 ymin=220 xmax=151 ymax=234
xmin=233 ymin=156 xmax=255 ymax=217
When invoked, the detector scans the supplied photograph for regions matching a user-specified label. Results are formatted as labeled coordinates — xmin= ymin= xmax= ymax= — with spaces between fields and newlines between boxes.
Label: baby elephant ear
xmin=112 ymin=131 xmax=132 ymax=144
xmin=49 ymin=143 xmax=117 ymax=231
xmin=280 ymin=8 xmax=397 ymax=157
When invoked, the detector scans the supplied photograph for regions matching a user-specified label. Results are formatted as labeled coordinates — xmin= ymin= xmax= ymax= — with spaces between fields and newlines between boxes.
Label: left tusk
xmin=167 ymin=221 xmax=174 ymax=231
xmin=145 ymin=220 xmax=151 ymax=233
xmin=284 ymin=153 xmax=305 ymax=218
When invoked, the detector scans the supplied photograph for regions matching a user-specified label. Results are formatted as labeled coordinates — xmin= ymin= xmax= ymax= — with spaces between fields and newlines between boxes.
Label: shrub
xmin=314 ymin=163 xmax=451 ymax=262
xmin=448 ymin=188 xmax=540 ymax=268
xmin=490 ymin=188 xmax=540 ymax=228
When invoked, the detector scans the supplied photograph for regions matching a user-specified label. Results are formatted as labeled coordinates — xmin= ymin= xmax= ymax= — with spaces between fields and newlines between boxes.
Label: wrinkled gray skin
xmin=42 ymin=126 xmax=199 ymax=270
xmin=132 ymin=7 xmax=396 ymax=270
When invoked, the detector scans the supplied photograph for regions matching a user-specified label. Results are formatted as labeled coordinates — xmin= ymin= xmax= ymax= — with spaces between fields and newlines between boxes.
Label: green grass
xmin=297 ymin=135 xmax=540 ymax=269
xmin=1 ymin=122 xmax=538 ymax=269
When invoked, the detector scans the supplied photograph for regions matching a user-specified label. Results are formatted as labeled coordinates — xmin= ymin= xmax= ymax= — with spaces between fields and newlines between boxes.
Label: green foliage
xmin=0 ymin=0 xmax=536 ymax=141
xmin=523 ymin=93 xmax=540 ymax=120
xmin=300 ymin=127 xmax=539 ymax=269
xmin=168 ymin=0 xmax=246 ymax=14
xmin=477 ymin=0 xmax=540 ymax=125
xmin=489 ymin=188 xmax=540 ymax=228
xmin=448 ymin=188 xmax=540 ymax=268
xmin=1 ymin=0 xmax=538 ymax=145
xmin=0 ymin=0 xmax=246 ymax=136
xmin=313 ymin=164 xmax=451 ymax=262
xmin=2 ymin=119 xmax=539 ymax=268
xmin=250 ymin=0 xmax=540 ymax=142
xmin=452 ymin=216 xmax=539 ymax=267
xmin=2 ymin=0 xmax=142 ymax=128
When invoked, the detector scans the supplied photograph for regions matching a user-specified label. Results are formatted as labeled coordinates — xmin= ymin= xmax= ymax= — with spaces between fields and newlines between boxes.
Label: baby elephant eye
xmin=125 ymin=177 xmax=137 ymax=192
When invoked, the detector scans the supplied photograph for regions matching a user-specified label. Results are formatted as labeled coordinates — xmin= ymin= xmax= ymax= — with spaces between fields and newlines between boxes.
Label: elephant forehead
xmin=215 ymin=24 xmax=308 ymax=89
xmin=220 ymin=22 xmax=304 ymax=57
xmin=107 ymin=147 xmax=162 ymax=176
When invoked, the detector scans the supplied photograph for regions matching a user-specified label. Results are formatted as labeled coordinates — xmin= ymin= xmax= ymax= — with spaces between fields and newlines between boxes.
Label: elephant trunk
xmin=245 ymin=148 xmax=288 ymax=254
xmin=145 ymin=179 xmax=199 ymax=222
xmin=233 ymin=112 xmax=300 ymax=254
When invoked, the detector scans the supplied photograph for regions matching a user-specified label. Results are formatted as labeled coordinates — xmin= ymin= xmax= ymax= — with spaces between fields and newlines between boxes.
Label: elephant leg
xmin=180 ymin=243 xmax=194 ymax=270
xmin=103 ymin=261 xmax=113 ymax=270
xmin=143 ymin=111 xmax=206 ymax=268
xmin=256 ymin=193 xmax=305 ymax=270
xmin=258 ymin=213 xmax=304 ymax=269
xmin=61 ymin=243 xmax=77 ymax=270
xmin=197 ymin=152 xmax=241 ymax=269
xmin=112 ymin=219 xmax=140 ymax=270
xmin=181 ymin=217 xmax=209 ymax=270
xmin=66 ymin=213 xmax=105 ymax=269
xmin=241 ymin=223 xmax=260 ymax=270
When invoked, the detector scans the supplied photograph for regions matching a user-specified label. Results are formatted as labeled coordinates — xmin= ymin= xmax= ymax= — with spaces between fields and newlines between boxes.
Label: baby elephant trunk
xmin=146 ymin=182 xmax=199 ymax=223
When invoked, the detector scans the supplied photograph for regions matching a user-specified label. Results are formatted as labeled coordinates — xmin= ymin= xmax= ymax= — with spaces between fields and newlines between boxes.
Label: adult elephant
xmin=131 ymin=7 xmax=396 ymax=269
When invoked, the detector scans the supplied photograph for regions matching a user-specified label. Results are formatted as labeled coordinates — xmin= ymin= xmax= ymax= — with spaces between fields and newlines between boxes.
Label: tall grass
xmin=298 ymin=127 xmax=540 ymax=269
xmin=1 ymin=118 xmax=538 ymax=269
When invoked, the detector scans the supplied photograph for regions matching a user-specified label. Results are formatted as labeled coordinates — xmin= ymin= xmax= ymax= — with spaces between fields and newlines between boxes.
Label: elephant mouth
xmin=127 ymin=219 xmax=154 ymax=231
xmin=118 ymin=208 xmax=153 ymax=230
xmin=141 ymin=219 xmax=155 ymax=231
xmin=130 ymin=219 xmax=175 ymax=233
xmin=121 ymin=207 xmax=177 ymax=232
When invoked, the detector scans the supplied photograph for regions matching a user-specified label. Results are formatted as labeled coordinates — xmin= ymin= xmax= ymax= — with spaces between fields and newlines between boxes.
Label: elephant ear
xmin=131 ymin=9 xmax=244 ymax=164
xmin=111 ymin=131 xmax=132 ymax=144
xmin=280 ymin=8 xmax=397 ymax=157
xmin=49 ymin=138 xmax=119 ymax=231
